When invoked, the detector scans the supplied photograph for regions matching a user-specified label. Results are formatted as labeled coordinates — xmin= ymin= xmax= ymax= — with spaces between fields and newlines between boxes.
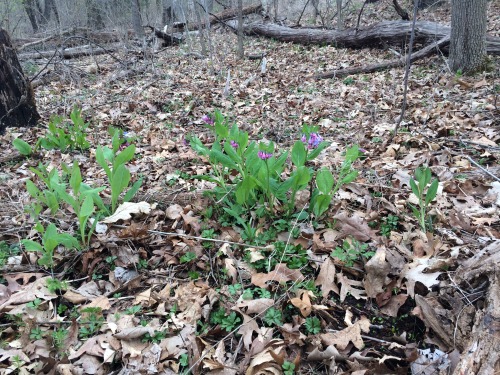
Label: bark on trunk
xmin=24 ymin=0 xmax=39 ymax=33
xmin=0 ymin=29 xmax=40 ymax=134
xmin=243 ymin=21 xmax=500 ymax=55
xmin=131 ymin=0 xmax=145 ymax=38
xmin=452 ymin=241 xmax=500 ymax=374
xmin=449 ymin=0 xmax=488 ymax=74
xmin=86 ymin=0 xmax=106 ymax=30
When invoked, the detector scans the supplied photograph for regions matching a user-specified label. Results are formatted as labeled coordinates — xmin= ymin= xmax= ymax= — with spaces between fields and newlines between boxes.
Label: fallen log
xmin=18 ymin=42 xmax=122 ymax=60
xmin=171 ymin=3 xmax=262 ymax=32
xmin=316 ymin=35 xmax=450 ymax=79
xmin=243 ymin=21 xmax=500 ymax=55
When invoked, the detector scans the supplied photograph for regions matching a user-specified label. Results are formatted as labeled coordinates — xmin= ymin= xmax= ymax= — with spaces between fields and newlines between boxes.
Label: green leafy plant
xmin=210 ymin=308 xmax=241 ymax=332
xmin=27 ymin=298 xmax=42 ymax=309
xmin=53 ymin=162 xmax=105 ymax=246
xmin=25 ymin=163 xmax=66 ymax=215
xmin=95 ymin=129 xmax=142 ymax=213
xmin=263 ymin=307 xmax=282 ymax=327
xmin=0 ymin=241 xmax=20 ymax=267
xmin=180 ymin=251 xmax=196 ymax=264
xmin=190 ymin=111 xmax=329 ymax=218
xmin=29 ymin=327 xmax=43 ymax=340
xmin=282 ymin=361 xmax=295 ymax=375
xmin=331 ymin=238 xmax=374 ymax=267
xmin=46 ymin=278 xmax=68 ymax=293
xmin=380 ymin=214 xmax=399 ymax=237
xmin=310 ymin=145 xmax=361 ymax=218
xmin=304 ymin=316 xmax=321 ymax=334
xmin=22 ymin=223 xmax=80 ymax=268
xmin=12 ymin=138 xmax=33 ymax=156
xmin=79 ymin=307 xmax=105 ymax=339
xmin=248 ymin=241 xmax=309 ymax=273
xmin=51 ymin=328 xmax=68 ymax=352
xmin=142 ymin=330 xmax=166 ymax=344
xmin=409 ymin=167 xmax=438 ymax=232
xmin=125 ymin=305 xmax=142 ymax=315
xmin=37 ymin=107 xmax=90 ymax=152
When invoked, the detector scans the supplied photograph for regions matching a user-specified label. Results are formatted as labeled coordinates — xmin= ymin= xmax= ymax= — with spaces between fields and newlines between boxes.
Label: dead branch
xmin=243 ymin=21 xmax=500 ymax=54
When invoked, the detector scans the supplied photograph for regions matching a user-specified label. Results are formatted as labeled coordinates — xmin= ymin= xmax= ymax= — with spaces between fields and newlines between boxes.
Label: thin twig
xmin=463 ymin=155 xmax=500 ymax=182
xmin=110 ymin=224 xmax=270 ymax=250
xmin=392 ymin=0 xmax=419 ymax=139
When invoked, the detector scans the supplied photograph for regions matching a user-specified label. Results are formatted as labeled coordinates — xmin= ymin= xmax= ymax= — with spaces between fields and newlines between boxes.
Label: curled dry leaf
xmin=102 ymin=202 xmax=151 ymax=223
xmin=363 ymin=247 xmax=390 ymax=298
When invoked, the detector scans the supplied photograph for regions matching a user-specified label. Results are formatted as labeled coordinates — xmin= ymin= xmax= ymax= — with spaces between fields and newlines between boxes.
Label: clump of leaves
xmin=37 ymin=106 xmax=90 ymax=152
xmin=409 ymin=167 xmax=438 ymax=232
xmin=210 ymin=308 xmax=241 ymax=332
xmin=21 ymin=223 xmax=79 ymax=268
xmin=95 ymin=128 xmax=142 ymax=213
xmin=79 ymin=307 xmax=105 ymax=339
xmin=331 ymin=238 xmax=374 ymax=267
xmin=142 ymin=330 xmax=166 ymax=344
xmin=247 ymin=241 xmax=309 ymax=273
xmin=380 ymin=214 xmax=399 ymax=237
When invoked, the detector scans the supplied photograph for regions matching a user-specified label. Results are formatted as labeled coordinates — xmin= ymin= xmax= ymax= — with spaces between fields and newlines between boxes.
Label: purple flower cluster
xmin=201 ymin=114 xmax=214 ymax=125
xmin=301 ymin=133 xmax=323 ymax=150
xmin=258 ymin=151 xmax=273 ymax=160
xmin=230 ymin=140 xmax=239 ymax=149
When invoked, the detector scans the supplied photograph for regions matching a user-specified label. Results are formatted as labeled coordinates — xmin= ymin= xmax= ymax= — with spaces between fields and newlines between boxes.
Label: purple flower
xmin=359 ymin=148 xmax=367 ymax=154
xmin=258 ymin=151 xmax=273 ymax=160
xmin=230 ymin=140 xmax=239 ymax=149
xmin=302 ymin=132 xmax=323 ymax=150
xmin=201 ymin=114 xmax=214 ymax=125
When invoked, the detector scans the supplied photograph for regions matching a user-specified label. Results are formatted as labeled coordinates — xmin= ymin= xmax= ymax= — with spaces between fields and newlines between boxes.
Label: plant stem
xmin=264 ymin=160 xmax=273 ymax=214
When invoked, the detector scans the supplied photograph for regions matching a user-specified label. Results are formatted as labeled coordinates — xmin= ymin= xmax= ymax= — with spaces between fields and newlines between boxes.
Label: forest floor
xmin=0 ymin=1 xmax=499 ymax=374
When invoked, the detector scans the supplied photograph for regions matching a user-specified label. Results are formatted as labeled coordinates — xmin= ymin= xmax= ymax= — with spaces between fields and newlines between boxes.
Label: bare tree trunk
xmin=0 ymin=28 xmax=40 ymax=134
xmin=237 ymin=0 xmax=244 ymax=58
xmin=337 ymin=0 xmax=343 ymax=30
xmin=86 ymin=0 xmax=106 ymax=30
xmin=311 ymin=0 xmax=320 ymax=23
xmin=194 ymin=0 xmax=207 ymax=55
xmin=131 ymin=0 xmax=145 ymax=38
xmin=24 ymin=0 xmax=39 ymax=33
xmin=449 ymin=0 xmax=488 ymax=74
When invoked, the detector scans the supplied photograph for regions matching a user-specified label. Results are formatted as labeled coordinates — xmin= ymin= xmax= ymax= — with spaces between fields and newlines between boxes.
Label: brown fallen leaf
xmin=320 ymin=316 xmax=371 ymax=350
xmin=290 ymin=291 xmax=312 ymax=317
xmin=363 ymin=247 xmax=390 ymax=298
xmin=251 ymin=263 xmax=305 ymax=288
xmin=315 ymin=257 xmax=339 ymax=297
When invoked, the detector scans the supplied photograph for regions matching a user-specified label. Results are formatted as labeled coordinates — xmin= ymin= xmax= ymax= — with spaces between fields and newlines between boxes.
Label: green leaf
xmin=111 ymin=165 xmax=131 ymax=203
xmin=80 ymin=194 xmax=95 ymax=217
xmin=189 ymin=137 xmax=210 ymax=156
xmin=291 ymin=141 xmax=307 ymax=167
xmin=95 ymin=146 xmax=111 ymax=179
xmin=236 ymin=176 xmax=257 ymax=205
xmin=44 ymin=191 xmax=60 ymax=214
xmin=409 ymin=179 xmax=420 ymax=198
xmin=345 ymin=144 xmax=360 ymax=163
xmin=123 ymin=178 xmax=143 ymax=203
xmin=69 ymin=163 xmax=82 ymax=194
xmin=306 ymin=141 xmax=330 ymax=161
xmin=13 ymin=138 xmax=32 ymax=156
xmin=114 ymin=144 xmax=136 ymax=169
xmin=312 ymin=194 xmax=331 ymax=217
xmin=316 ymin=168 xmax=334 ymax=195
xmin=21 ymin=239 xmax=43 ymax=252
xmin=341 ymin=170 xmax=358 ymax=184
xmin=425 ymin=178 xmax=439 ymax=205
xmin=211 ymin=149 xmax=237 ymax=170
xmin=26 ymin=180 xmax=41 ymax=199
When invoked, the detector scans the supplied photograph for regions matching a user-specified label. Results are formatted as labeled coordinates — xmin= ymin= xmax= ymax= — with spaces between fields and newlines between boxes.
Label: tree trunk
xmin=131 ymin=0 xmax=145 ymax=38
xmin=311 ymin=0 xmax=319 ymax=24
xmin=449 ymin=0 xmax=488 ymax=74
xmin=0 ymin=28 xmax=40 ymax=134
xmin=24 ymin=0 xmax=39 ymax=33
xmin=44 ymin=0 xmax=60 ymax=26
xmin=237 ymin=0 xmax=244 ymax=58
xmin=337 ymin=0 xmax=343 ymax=30
xmin=86 ymin=0 xmax=106 ymax=30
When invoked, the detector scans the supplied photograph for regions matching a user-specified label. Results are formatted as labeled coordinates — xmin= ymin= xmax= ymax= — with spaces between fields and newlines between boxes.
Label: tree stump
xmin=0 ymin=28 xmax=40 ymax=134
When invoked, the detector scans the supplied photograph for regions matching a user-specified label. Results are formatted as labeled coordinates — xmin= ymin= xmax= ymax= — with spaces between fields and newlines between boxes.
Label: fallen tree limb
xmin=171 ymin=3 xmax=262 ymax=32
xmin=18 ymin=42 xmax=122 ymax=60
xmin=316 ymin=35 xmax=450 ymax=79
xmin=243 ymin=21 xmax=500 ymax=55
